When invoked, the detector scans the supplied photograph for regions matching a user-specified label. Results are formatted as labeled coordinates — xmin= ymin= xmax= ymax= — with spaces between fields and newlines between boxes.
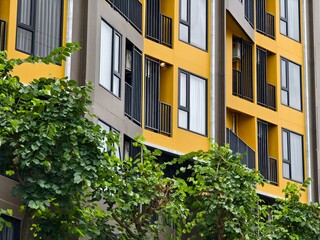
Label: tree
xmin=0 ymin=45 xmax=187 ymax=239
xmin=261 ymin=179 xmax=320 ymax=240
xmin=176 ymin=143 xmax=265 ymax=240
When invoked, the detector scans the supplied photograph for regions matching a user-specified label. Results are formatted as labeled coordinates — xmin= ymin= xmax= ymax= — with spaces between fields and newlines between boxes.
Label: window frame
xmin=279 ymin=0 xmax=301 ymax=42
xmin=179 ymin=0 xmax=208 ymax=51
xmin=97 ymin=119 xmax=121 ymax=160
xmin=280 ymin=57 xmax=302 ymax=111
xmin=99 ymin=19 xmax=122 ymax=98
xmin=178 ymin=69 xmax=207 ymax=136
xmin=282 ymin=129 xmax=304 ymax=183
xmin=16 ymin=0 xmax=64 ymax=56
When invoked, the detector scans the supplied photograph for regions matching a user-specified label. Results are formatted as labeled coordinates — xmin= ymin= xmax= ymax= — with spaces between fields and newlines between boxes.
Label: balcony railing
xmin=124 ymin=82 xmax=132 ymax=117
xmin=160 ymin=102 xmax=171 ymax=136
xmin=267 ymin=83 xmax=276 ymax=110
xmin=266 ymin=13 xmax=275 ymax=38
xmin=268 ymin=157 xmax=278 ymax=185
xmin=161 ymin=14 xmax=172 ymax=47
xmin=0 ymin=19 xmax=7 ymax=51
xmin=232 ymin=69 xmax=253 ymax=101
xmin=226 ymin=128 xmax=255 ymax=169
xmin=106 ymin=0 xmax=142 ymax=32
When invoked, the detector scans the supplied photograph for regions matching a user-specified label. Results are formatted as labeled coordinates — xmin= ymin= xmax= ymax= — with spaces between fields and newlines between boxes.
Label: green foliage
xmin=261 ymin=179 xmax=320 ymax=240
xmin=0 ymin=209 xmax=13 ymax=232
xmin=176 ymin=143 xmax=265 ymax=240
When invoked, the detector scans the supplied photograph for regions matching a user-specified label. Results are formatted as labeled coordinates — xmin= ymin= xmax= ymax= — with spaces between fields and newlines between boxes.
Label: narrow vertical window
xmin=179 ymin=0 xmax=207 ymax=50
xmin=99 ymin=20 xmax=122 ymax=97
xmin=280 ymin=57 xmax=302 ymax=111
xmin=178 ymin=70 xmax=207 ymax=135
xmin=280 ymin=0 xmax=300 ymax=41
xmin=16 ymin=0 xmax=63 ymax=57
xmin=282 ymin=129 xmax=304 ymax=182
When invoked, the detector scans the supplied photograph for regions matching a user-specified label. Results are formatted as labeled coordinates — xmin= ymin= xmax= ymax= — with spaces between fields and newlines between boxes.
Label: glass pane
xmin=282 ymin=131 xmax=288 ymax=160
xmin=280 ymin=20 xmax=287 ymax=35
xmin=179 ymin=73 xmax=187 ymax=107
xmin=34 ymin=0 xmax=62 ymax=57
xmin=16 ymin=27 xmax=32 ymax=53
xmin=113 ymin=75 xmax=120 ymax=97
xmin=287 ymin=0 xmax=300 ymax=41
xmin=283 ymin=163 xmax=290 ymax=179
xmin=288 ymin=62 xmax=301 ymax=110
xmin=290 ymin=133 xmax=303 ymax=182
xmin=99 ymin=21 xmax=113 ymax=91
xmin=178 ymin=110 xmax=188 ymax=129
xmin=189 ymin=75 xmax=206 ymax=135
xmin=179 ymin=23 xmax=189 ymax=43
xmin=280 ymin=0 xmax=286 ymax=18
xmin=281 ymin=59 xmax=287 ymax=88
xmin=180 ymin=0 xmax=188 ymax=21
xmin=190 ymin=0 xmax=207 ymax=49
xmin=114 ymin=33 xmax=121 ymax=74
xmin=19 ymin=0 xmax=32 ymax=25
xmin=281 ymin=90 xmax=288 ymax=106
xmin=97 ymin=120 xmax=111 ymax=152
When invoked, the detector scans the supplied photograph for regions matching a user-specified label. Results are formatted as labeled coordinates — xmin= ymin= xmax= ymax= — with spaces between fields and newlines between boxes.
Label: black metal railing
xmin=124 ymin=82 xmax=132 ymax=117
xmin=267 ymin=83 xmax=276 ymax=110
xmin=161 ymin=14 xmax=172 ymax=47
xmin=226 ymin=128 xmax=255 ymax=169
xmin=160 ymin=102 xmax=171 ymax=136
xmin=266 ymin=13 xmax=275 ymax=38
xmin=106 ymin=0 xmax=142 ymax=32
xmin=233 ymin=69 xmax=253 ymax=101
xmin=268 ymin=157 xmax=278 ymax=185
xmin=233 ymin=69 xmax=242 ymax=97
xmin=0 ymin=19 xmax=7 ymax=51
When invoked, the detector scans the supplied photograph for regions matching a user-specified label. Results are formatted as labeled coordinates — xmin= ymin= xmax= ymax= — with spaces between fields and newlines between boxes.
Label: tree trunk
xmin=21 ymin=207 xmax=34 ymax=240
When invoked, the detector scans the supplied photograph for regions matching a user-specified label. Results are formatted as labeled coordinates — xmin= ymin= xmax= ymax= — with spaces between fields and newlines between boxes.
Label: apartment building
xmin=1 ymin=0 xmax=320 ymax=238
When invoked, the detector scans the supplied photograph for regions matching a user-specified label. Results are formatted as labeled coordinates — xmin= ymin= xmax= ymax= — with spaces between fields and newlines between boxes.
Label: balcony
xmin=160 ymin=102 xmax=171 ymax=136
xmin=232 ymin=69 xmax=253 ymax=101
xmin=0 ymin=19 xmax=7 ymax=51
xmin=106 ymin=0 xmax=142 ymax=32
xmin=268 ymin=157 xmax=278 ymax=185
xmin=267 ymin=83 xmax=276 ymax=110
xmin=145 ymin=0 xmax=172 ymax=48
xmin=256 ymin=0 xmax=275 ymax=39
xmin=226 ymin=128 xmax=255 ymax=169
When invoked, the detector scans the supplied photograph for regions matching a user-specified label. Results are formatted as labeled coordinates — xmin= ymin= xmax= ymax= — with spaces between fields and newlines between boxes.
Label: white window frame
xmin=282 ymin=129 xmax=304 ymax=183
xmin=280 ymin=57 xmax=302 ymax=111
xmin=178 ymin=69 xmax=207 ymax=135
xmin=99 ymin=19 xmax=122 ymax=97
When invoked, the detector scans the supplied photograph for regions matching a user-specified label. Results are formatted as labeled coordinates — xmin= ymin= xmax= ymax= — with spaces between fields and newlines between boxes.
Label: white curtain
xmin=290 ymin=132 xmax=303 ymax=182
xmin=97 ymin=120 xmax=121 ymax=159
xmin=178 ymin=109 xmax=188 ymax=129
xmin=190 ymin=75 xmax=206 ymax=135
xmin=289 ymin=62 xmax=301 ymax=110
xmin=99 ymin=20 xmax=112 ymax=91
xmin=179 ymin=72 xmax=187 ymax=107
xmin=190 ymin=0 xmax=207 ymax=50
xmin=34 ymin=0 xmax=62 ymax=57
xmin=288 ymin=0 xmax=300 ymax=41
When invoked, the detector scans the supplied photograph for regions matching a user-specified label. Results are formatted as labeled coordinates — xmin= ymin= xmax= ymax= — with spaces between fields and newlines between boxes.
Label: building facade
xmin=1 ymin=0 xmax=320 ymax=238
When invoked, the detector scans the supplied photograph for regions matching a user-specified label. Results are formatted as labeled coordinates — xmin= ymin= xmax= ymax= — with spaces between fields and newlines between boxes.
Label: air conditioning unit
xmin=232 ymin=41 xmax=241 ymax=60
xmin=125 ymin=49 xmax=132 ymax=71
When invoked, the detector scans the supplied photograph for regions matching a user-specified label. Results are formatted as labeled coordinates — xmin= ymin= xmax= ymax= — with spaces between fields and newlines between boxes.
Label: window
xmin=281 ymin=58 xmax=302 ymax=111
xmin=100 ymin=20 xmax=122 ymax=97
xmin=280 ymin=0 xmax=300 ymax=41
xmin=0 ymin=215 xmax=21 ymax=240
xmin=178 ymin=70 xmax=207 ymax=135
xmin=98 ymin=120 xmax=121 ymax=159
xmin=123 ymin=136 xmax=141 ymax=160
xmin=282 ymin=129 xmax=304 ymax=182
xmin=16 ymin=0 xmax=63 ymax=57
xmin=179 ymin=0 xmax=207 ymax=50
xmin=124 ymin=41 xmax=142 ymax=125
